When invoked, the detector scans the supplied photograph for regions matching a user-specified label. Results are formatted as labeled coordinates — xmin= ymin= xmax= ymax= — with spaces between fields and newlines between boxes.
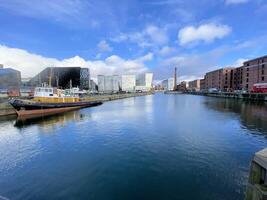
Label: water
xmin=0 ymin=93 xmax=267 ymax=200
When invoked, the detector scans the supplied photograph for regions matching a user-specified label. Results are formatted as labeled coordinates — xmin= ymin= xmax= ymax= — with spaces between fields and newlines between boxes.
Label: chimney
xmin=173 ymin=67 xmax=177 ymax=91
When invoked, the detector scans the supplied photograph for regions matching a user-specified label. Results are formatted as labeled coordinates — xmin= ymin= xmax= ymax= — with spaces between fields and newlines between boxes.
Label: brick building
xmin=188 ymin=79 xmax=200 ymax=91
xmin=204 ymin=67 xmax=234 ymax=91
xmin=200 ymin=79 xmax=205 ymax=90
xmin=242 ymin=56 xmax=267 ymax=91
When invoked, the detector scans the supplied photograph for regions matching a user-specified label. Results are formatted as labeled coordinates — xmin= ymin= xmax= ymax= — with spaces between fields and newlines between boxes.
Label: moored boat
xmin=9 ymin=86 xmax=102 ymax=117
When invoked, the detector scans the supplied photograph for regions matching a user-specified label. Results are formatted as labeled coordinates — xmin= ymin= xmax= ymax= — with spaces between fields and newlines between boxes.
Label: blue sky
xmin=0 ymin=0 xmax=266 ymax=80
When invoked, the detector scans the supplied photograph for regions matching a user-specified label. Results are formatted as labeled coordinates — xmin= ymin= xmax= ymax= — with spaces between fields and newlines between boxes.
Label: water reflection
xmin=204 ymin=98 xmax=267 ymax=134
xmin=14 ymin=110 xmax=90 ymax=130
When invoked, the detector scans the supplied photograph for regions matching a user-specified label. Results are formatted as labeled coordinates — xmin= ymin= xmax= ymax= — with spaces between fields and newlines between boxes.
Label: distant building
xmin=97 ymin=75 xmax=121 ymax=93
xmin=136 ymin=73 xmax=153 ymax=91
xmin=121 ymin=75 xmax=136 ymax=92
xmin=232 ymin=66 xmax=243 ymax=91
xmin=188 ymin=79 xmax=201 ymax=91
xmin=89 ymin=80 xmax=97 ymax=91
xmin=29 ymin=67 xmax=90 ymax=90
xmin=200 ymin=79 xmax=206 ymax=91
xmin=162 ymin=78 xmax=174 ymax=91
xmin=204 ymin=67 xmax=234 ymax=91
xmin=177 ymin=81 xmax=188 ymax=92
xmin=0 ymin=66 xmax=21 ymax=89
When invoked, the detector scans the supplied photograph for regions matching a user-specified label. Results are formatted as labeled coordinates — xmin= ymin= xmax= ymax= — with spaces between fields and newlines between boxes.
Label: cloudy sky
xmin=0 ymin=0 xmax=266 ymax=81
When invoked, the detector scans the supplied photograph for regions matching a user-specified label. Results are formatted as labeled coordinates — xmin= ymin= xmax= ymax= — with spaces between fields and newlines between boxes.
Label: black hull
xmin=9 ymin=99 xmax=103 ymax=111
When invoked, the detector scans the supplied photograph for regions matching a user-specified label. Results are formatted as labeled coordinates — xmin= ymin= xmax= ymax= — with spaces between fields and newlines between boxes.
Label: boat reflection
xmin=14 ymin=110 xmax=90 ymax=129
xmin=204 ymin=98 xmax=267 ymax=134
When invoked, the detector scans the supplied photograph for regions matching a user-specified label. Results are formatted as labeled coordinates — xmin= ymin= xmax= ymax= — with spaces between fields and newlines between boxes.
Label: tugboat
xmin=9 ymin=85 xmax=102 ymax=117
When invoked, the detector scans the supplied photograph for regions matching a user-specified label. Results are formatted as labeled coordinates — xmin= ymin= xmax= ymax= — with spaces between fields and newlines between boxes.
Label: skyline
xmin=0 ymin=0 xmax=267 ymax=81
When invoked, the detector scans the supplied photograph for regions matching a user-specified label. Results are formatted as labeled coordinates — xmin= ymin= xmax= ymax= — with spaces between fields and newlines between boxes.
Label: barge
xmin=9 ymin=86 xmax=102 ymax=117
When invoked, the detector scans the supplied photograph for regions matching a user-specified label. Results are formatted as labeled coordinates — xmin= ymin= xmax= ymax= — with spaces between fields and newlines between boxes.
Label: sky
xmin=0 ymin=0 xmax=266 ymax=81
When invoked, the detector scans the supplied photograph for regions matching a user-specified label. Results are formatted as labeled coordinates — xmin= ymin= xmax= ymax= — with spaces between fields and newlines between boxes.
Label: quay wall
xmin=0 ymin=92 xmax=154 ymax=117
xmin=185 ymin=92 xmax=267 ymax=101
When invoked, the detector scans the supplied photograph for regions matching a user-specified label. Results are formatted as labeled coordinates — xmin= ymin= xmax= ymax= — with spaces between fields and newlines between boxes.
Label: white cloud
xmin=178 ymin=23 xmax=231 ymax=46
xmin=157 ymin=46 xmax=175 ymax=56
xmin=0 ymin=45 xmax=151 ymax=78
xmin=225 ymin=0 xmax=249 ymax=5
xmin=111 ymin=25 xmax=168 ymax=48
xmin=97 ymin=40 xmax=113 ymax=52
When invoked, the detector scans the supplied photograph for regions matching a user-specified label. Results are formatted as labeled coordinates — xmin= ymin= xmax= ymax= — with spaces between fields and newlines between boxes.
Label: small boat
xmin=9 ymin=86 xmax=102 ymax=117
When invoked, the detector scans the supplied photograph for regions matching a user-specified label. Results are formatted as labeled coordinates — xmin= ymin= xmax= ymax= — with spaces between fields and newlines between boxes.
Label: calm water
xmin=0 ymin=94 xmax=267 ymax=200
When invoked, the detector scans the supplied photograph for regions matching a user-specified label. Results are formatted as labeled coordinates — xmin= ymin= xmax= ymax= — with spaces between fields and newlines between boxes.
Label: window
xmin=262 ymin=70 xmax=265 ymax=75
xmin=247 ymin=73 xmax=249 ymax=77
xmin=262 ymin=64 xmax=265 ymax=69
xmin=262 ymin=77 xmax=265 ymax=81
xmin=247 ymin=78 xmax=249 ymax=82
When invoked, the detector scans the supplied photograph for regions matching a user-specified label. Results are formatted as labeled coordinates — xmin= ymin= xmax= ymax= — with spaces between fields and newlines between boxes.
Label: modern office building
xmin=89 ymin=80 xmax=97 ymax=91
xmin=29 ymin=67 xmax=90 ymax=90
xmin=188 ymin=79 xmax=201 ymax=91
xmin=162 ymin=78 xmax=174 ymax=91
xmin=97 ymin=75 xmax=121 ymax=93
xmin=121 ymin=75 xmax=136 ymax=92
xmin=135 ymin=73 xmax=153 ymax=91
xmin=0 ymin=65 xmax=21 ymax=89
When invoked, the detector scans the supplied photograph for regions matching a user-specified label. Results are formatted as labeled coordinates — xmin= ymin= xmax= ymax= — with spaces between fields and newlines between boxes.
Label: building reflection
xmin=204 ymin=99 xmax=267 ymax=134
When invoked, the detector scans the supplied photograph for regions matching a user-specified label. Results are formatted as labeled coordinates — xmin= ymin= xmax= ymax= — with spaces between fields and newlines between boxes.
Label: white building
xmin=97 ymin=75 xmax=105 ymax=92
xmin=121 ymin=75 xmax=136 ymax=92
xmin=162 ymin=78 xmax=174 ymax=91
xmin=97 ymin=75 xmax=121 ymax=93
xmin=135 ymin=73 xmax=153 ymax=92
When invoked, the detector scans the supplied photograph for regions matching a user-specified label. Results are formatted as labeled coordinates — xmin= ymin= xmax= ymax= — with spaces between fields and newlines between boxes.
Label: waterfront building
xmin=136 ymin=73 xmax=153 ymax=92
xmin=177 ymin=81 xmax=188 ymax=91
xmin=162 ymin=78 xmax=174 ymax=91
xmin=242 ymin=55 xmax=267 ymax=91
xmin=232 ymin=66 xmax=244 ymax=91
xmin=200 ymin=79 xmax=206 ymax=91
xmin=97 ymin=75 xmax=121 ymax=93
xmin=121 ymin=75 xmax=136 ymax=92
xmin=104 ymin=76 xmax=114 ymax=93
xmin=0 ymin=65 xmax=21 ymax=89
xmin=97 ymin=75 xmax=105 ymax=93
xmin=188 ymin=79 xmax=201 ymax=92
xmin=29 ymin=67 xmax=90 ymax=90
xmin=204 ymin=67 xmax=234 ymax=91
xmin=112 ymin=75 xmax=121 ymax=92
xmin=89 ymin=80 xmax=97 ymax=91
xmin=202 ymin=55 xmax=267 ymax=92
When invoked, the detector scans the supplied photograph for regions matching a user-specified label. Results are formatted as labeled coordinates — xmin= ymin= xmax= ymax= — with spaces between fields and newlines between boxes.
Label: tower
xmin=173 ymin=67 xmax=177 ymax=91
